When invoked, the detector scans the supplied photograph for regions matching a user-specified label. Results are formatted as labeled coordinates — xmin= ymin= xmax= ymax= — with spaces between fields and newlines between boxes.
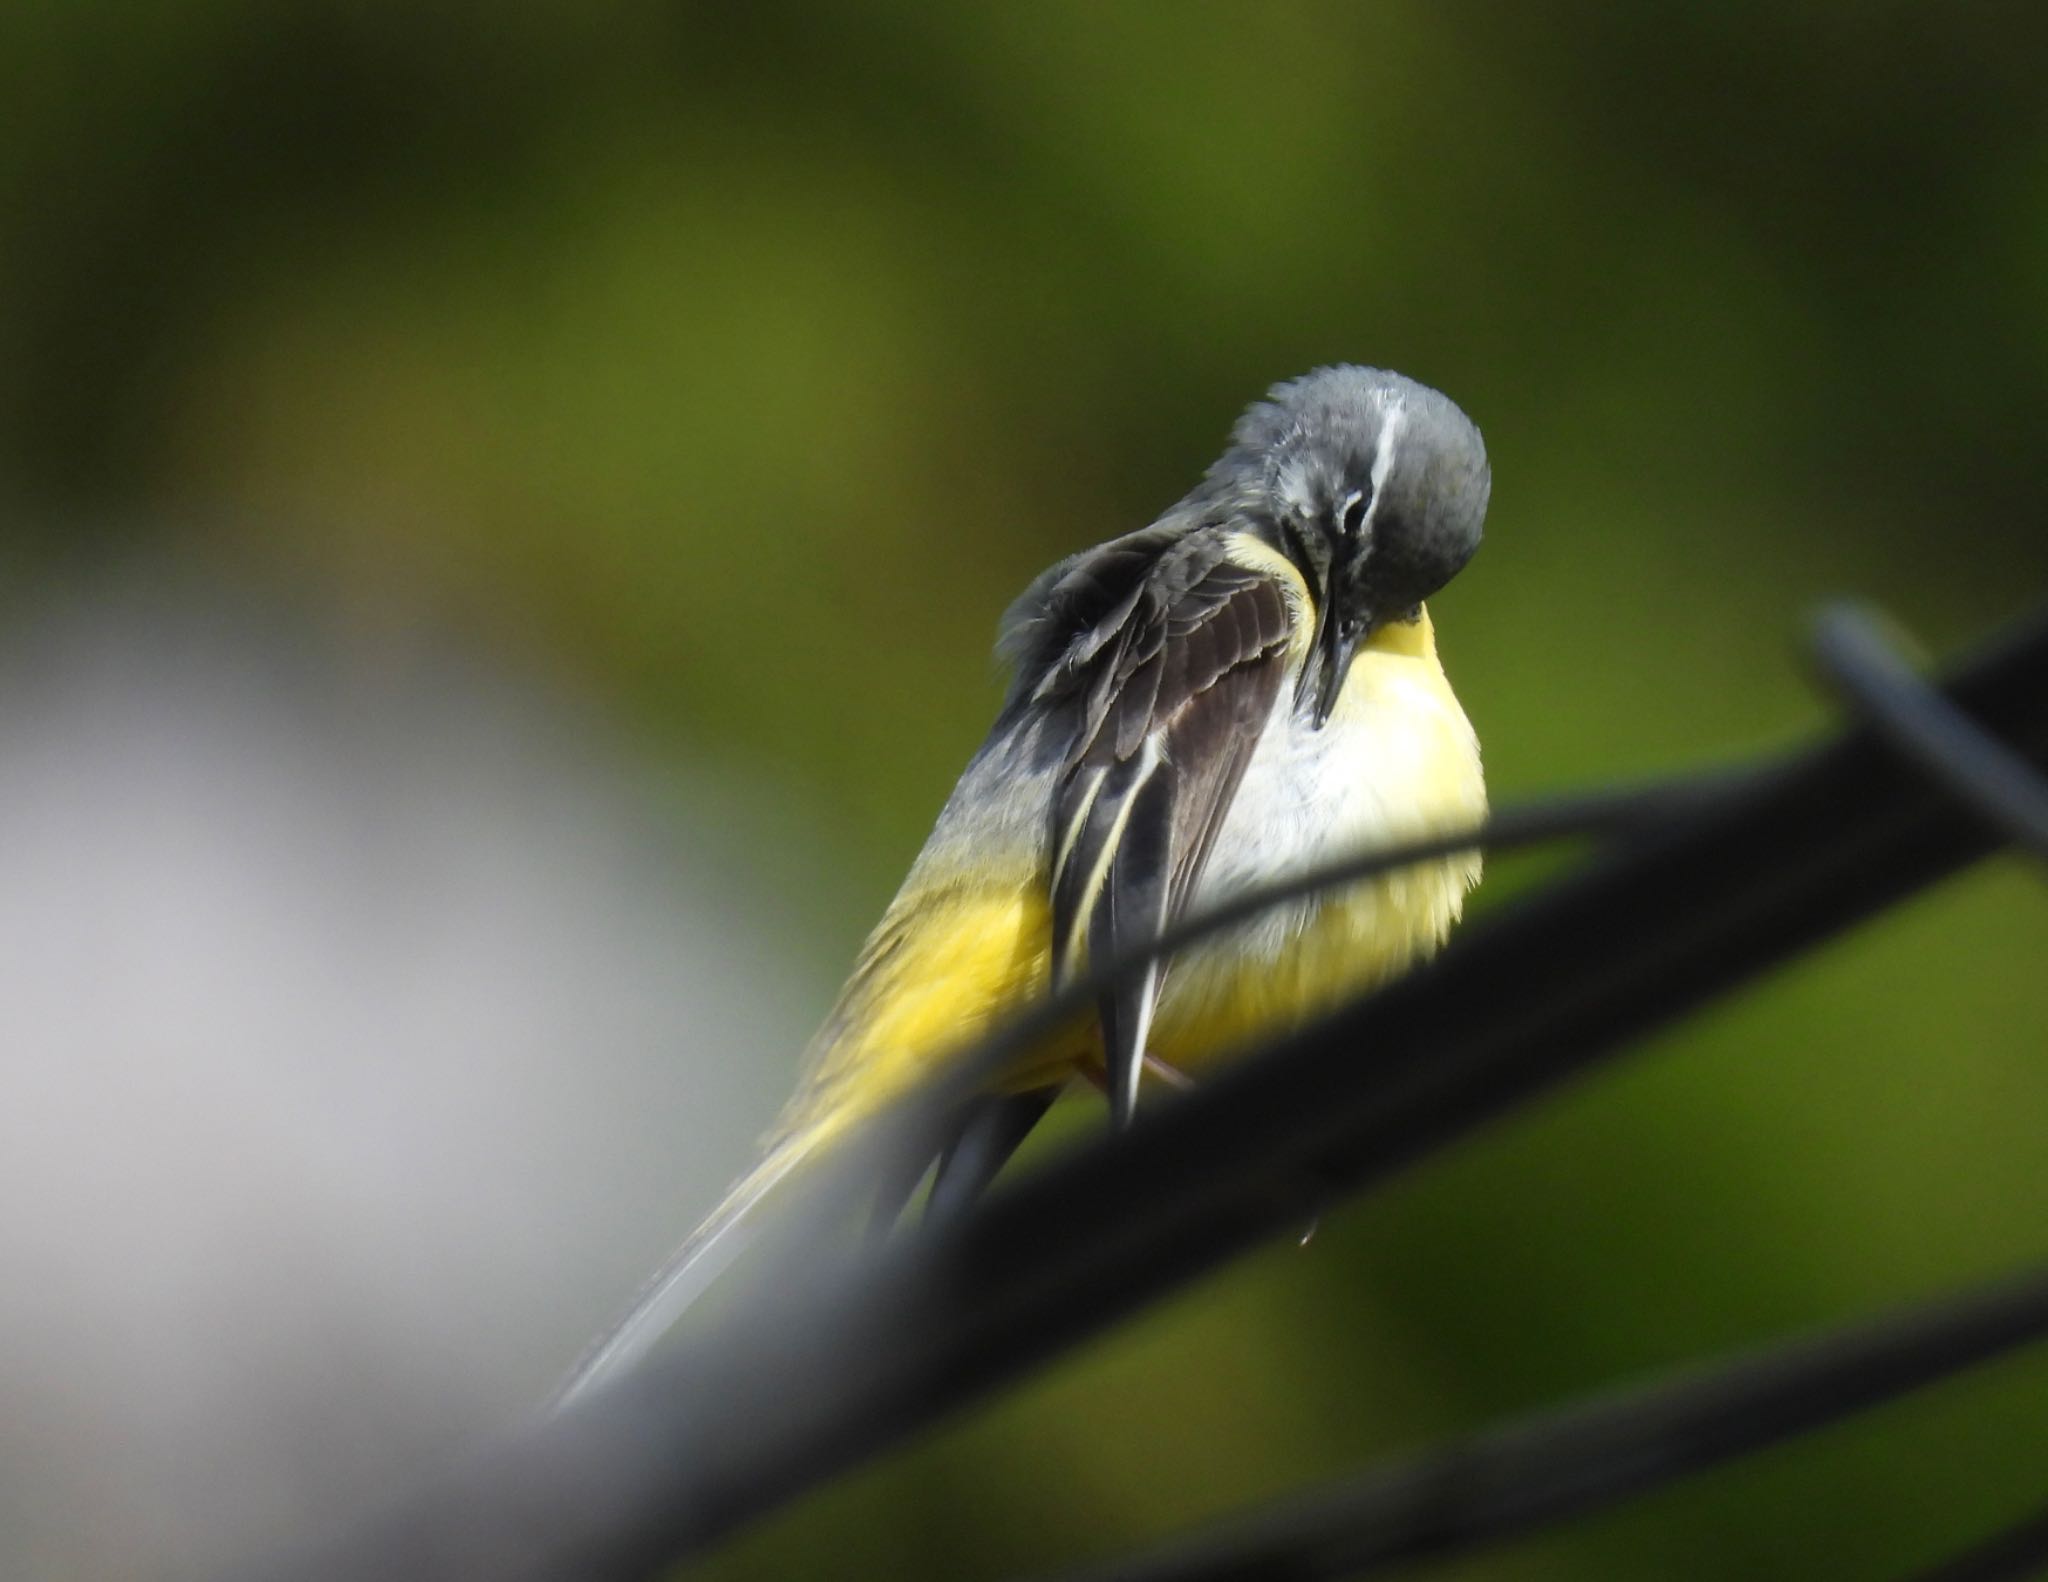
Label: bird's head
xmin=1221 ymin=365 xmax=1490 ymax=727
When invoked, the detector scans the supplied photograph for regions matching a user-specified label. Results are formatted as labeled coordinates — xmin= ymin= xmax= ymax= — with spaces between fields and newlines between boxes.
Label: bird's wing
xmin=1043 ymin=537 xmax=1301 ymax=1124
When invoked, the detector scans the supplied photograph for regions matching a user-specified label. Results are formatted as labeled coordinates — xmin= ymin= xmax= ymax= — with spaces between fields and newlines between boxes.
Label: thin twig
xmin=1042 ymin=1263 xmax=2048 ymax=1581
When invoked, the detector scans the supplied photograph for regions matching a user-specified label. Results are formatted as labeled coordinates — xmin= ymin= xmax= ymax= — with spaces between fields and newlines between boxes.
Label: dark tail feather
xmin=926 ymin=1087 xmax=1061 ymax=1222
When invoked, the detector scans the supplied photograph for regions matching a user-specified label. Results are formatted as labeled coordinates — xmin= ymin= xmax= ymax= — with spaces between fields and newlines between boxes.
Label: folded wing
xmin=1043 ymin=540 xmax=1300 ymax=1124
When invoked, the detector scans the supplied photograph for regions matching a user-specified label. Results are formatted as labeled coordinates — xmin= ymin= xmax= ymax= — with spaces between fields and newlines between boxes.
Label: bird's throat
xmin=1362 ymin=605 xmax=1436 ymax=661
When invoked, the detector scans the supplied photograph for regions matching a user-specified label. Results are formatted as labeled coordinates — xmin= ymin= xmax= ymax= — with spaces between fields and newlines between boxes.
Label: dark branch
xmin=1041 ymin=1263 xmax=2048 ymax=1581
xmin=1901 ymin=1502 xmax=2048 ymax=1582
xmin=1812 ymin=603 xmax=2048 ymax=863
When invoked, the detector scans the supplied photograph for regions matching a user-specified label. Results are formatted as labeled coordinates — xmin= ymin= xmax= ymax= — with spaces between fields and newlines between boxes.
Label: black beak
xmin=1297 ymin=607 xmax=1368 ymax=729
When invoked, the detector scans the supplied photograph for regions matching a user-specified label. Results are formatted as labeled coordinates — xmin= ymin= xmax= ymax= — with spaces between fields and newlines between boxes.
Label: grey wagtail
xmin=560 ymin=365 xmax=1489 ymax=1402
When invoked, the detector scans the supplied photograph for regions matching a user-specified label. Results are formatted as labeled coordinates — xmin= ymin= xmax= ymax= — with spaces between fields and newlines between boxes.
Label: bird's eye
xmin=1340 ymin=489 xmax=1371 ymax=538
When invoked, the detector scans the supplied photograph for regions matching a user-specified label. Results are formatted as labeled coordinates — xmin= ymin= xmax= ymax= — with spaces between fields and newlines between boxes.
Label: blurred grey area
xmin=0 ymin=581 xmax=815 ymax=1580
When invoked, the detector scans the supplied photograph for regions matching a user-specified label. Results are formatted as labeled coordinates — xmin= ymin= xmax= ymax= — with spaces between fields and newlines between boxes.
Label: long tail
xmin=554 ymin=877 xmax=1061 ymax=1408
xmin=551 ymin=1132 xmax=817 ymax=1410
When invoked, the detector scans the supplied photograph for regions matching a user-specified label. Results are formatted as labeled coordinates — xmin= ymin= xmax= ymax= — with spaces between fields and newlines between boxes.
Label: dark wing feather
xmin=1044 ymin=539 xmax=1298 ymax=1125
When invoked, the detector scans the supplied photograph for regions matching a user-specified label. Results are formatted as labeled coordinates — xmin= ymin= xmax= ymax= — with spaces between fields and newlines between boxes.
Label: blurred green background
xmin=5 ymin=3 xmax=2048 ymax=1578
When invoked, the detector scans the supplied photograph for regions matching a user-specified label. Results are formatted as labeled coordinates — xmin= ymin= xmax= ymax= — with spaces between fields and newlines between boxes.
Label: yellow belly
xmin=1148 ymin=865 xmax=1470 ymax=1067
xmin=777 ymin=879 xmax=1063 ymax=1152
xmin=779 ymin=848 xmax=1470 ymax=1153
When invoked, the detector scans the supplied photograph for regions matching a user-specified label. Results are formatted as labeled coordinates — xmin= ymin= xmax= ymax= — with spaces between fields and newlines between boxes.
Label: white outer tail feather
xmin=552 ymin=1135 xmax=815 ymax=1410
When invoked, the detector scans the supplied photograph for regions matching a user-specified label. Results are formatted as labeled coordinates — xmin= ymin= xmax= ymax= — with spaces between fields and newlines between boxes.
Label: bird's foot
xmin=1082 ymin=1053 xmax=1197 ymax=1095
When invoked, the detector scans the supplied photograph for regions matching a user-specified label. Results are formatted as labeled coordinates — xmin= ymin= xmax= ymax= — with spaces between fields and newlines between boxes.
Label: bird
xmin=558 ymin=364 xmax=1490 ymax=1404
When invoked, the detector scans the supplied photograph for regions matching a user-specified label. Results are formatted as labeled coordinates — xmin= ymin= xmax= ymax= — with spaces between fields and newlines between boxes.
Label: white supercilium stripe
xmin=1361 ymin=400 xmax=1407 ymax=543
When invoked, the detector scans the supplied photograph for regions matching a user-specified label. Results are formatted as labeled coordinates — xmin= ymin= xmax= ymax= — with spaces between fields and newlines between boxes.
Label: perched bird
xmin=560 ymin=365 xmax=1490 ymax=1402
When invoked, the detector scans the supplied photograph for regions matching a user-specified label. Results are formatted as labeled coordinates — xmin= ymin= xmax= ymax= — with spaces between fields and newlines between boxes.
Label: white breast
xmin=1189 ymin=640 xmax=1486 ymax=961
